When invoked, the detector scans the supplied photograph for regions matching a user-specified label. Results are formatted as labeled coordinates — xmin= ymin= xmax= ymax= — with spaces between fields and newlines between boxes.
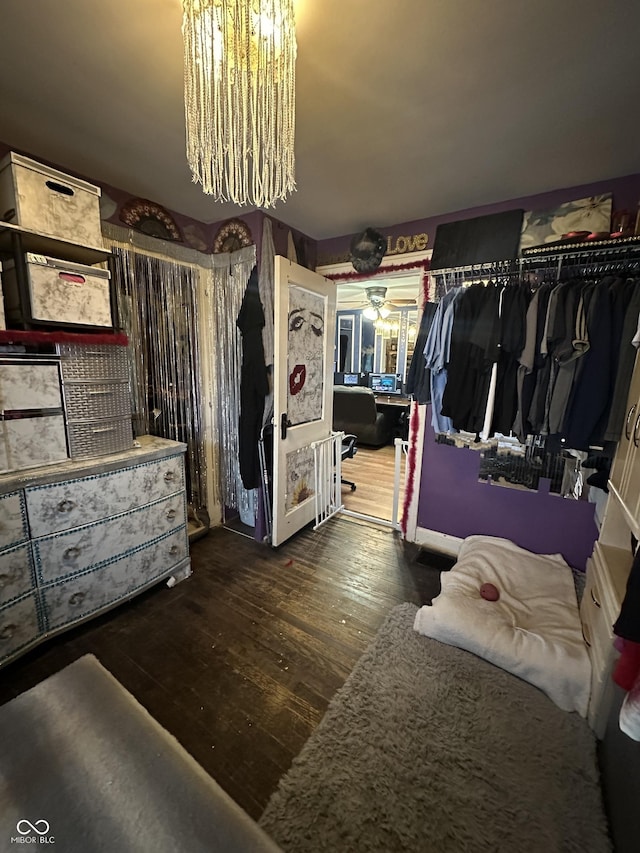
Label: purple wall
xmin=317 ymin=172 xmax=640 ymax=266
xmin=418 ymin=410 xmax=599 ymax=570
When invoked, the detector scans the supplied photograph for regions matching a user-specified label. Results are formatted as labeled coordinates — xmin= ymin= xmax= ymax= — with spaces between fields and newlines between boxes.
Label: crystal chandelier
xmin=182 ymin=0 xmax=297 ymax=208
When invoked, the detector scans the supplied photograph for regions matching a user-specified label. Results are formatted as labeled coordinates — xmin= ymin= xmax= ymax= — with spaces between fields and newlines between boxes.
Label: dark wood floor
xmin=0 ymin=518 xmax=449 ymax=821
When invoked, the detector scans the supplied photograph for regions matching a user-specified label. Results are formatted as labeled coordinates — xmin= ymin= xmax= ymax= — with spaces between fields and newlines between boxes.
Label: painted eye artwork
xmin=287 ymin=287 xmax=325 ymax=427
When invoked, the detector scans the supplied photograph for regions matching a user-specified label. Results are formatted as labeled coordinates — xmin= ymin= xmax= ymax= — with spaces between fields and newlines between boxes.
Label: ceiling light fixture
xmin=182 ymin=0 xmax=297 ymax=208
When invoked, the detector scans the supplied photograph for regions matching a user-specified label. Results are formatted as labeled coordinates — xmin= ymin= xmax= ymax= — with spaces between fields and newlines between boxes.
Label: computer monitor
xmin=368 ymin=373 xmax=403 ymax=395
xmin=334 ymin=372 xmax=362 ymax=386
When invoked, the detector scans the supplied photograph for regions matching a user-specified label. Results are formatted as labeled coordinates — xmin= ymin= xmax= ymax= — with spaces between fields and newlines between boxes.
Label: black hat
xmin=350 ymin=227 xmax=386 ymax=273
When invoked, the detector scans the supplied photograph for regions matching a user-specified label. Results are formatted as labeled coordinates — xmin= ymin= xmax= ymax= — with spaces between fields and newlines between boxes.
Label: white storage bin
xmin=0 ymin=414 xmax=68 ymax=474
xmin=0 ymin=152 xmax=103 ymax=247
xmin=2 ymin=253 xmax=112 ymax=328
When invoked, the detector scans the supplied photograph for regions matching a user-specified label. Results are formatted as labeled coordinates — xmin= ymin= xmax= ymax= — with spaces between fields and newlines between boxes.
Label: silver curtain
xmin=112 ymin=247 xmax=207 ymax=511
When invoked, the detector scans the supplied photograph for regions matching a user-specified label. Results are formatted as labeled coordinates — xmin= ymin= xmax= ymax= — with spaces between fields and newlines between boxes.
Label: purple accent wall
xmin=418 ymin=410 xmax=599 ymax=570
xmin=317 ymin=172 xmax=640 ymax=265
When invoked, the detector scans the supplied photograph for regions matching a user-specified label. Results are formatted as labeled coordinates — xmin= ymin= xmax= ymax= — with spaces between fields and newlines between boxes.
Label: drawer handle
xmin=164 ymin=471 xmax=176 ymax=482
xmin=634 ymin=412 xmax=640 ymax=449
xmin=625 ymin=403 xmax=636 ymax=440
xmin=169 ymin=545 xmax=180 ymax=557
xmin=63 ymin=546 xmax=81 ymax=561
xmin=57 ymin=499 xmax=77 ymax=513
xmin=0 ymin=624 xmax=17 ymax=640
xmin=91 ymin=426 xmax=117 ymax=434
xmin=166 ymin=509 xmax=177 ymax=521
xmin=59 ymin=272 xmax=86 ymax=284
xmin=590 ymin=588 xmax=601 ymax=608
xmin=581 ymin=624 xmax=591 ymax=648
xmin=87 ymin=389 xmax=114 ymax=396
xmin=69 ymin=592 xmax=86 ymax=607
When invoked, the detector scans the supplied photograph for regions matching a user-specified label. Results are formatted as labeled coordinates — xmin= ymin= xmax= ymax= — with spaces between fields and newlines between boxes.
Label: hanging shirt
xmin=406 ymin=301 xmax=437 ymax=404
xmin=423 ymin=287 xmax=461 ymax=434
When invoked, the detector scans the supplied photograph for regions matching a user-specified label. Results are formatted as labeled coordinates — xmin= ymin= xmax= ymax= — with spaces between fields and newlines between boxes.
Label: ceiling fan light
xmin=363 ymin=306 xmax=378 ymax=320
xmin=378 ymin=306 xmax=391 ymax=319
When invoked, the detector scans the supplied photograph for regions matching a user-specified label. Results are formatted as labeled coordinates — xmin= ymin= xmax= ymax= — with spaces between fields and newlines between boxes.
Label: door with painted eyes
xmin=272 ymin=256 xmax=337 ymax=546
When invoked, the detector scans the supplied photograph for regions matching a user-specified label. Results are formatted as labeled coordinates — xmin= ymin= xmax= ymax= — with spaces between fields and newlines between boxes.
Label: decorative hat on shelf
xmin=349 ymin=227 xmax=386 ymax=273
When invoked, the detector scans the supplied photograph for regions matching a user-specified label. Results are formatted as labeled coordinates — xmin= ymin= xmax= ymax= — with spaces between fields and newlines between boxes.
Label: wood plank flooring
xmin=341 ymin=443 xmax=405 ymax=520
xmin=0 ymin=515 xmax=448 ymax=822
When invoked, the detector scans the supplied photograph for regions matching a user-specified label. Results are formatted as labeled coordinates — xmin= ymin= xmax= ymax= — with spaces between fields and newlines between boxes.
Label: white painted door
xmin=271 ymin=256 xmax=337 ymax=546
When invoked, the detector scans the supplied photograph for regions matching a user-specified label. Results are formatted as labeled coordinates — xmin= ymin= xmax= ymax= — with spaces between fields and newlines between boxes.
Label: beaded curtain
xmin=111 ymin=247 xmax=207 ymax=512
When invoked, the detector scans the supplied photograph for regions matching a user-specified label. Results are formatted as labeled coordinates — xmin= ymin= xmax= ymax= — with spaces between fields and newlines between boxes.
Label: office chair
xmin=340 ymin=433 xmax=358 ymax=491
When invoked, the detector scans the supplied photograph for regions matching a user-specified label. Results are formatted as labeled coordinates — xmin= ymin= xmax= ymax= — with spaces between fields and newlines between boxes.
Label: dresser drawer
xmin=25 ymin=454 xmax=185 ymax=536
xmin=66 ymin=416 xmax=133 ymax=460
xmin=0 ymin=592 xmax=41 ymax=663
xmin=0 ymin=361 xmax=62 ymax=411
xmin=42 ymin=529 xmax=189 ymax=631
xmin=0 ymin=544 xmax=35 ymax=606
xmin=0 ymin=491 xmax=28 ymax=550
xmin=34 ymin=492 xmax=187 ymax=583
xmin=0 ymin=415 xmax=68 ymax=475
xmin=57 ymin=344 xmax=129 ymax=382
xmin=63 ymin=382 xmax=130 ymax=422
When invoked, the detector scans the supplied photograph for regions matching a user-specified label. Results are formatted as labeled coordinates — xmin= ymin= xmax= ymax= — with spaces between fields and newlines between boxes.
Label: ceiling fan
xmin=340 ymin=286 xmax=416 ymax=320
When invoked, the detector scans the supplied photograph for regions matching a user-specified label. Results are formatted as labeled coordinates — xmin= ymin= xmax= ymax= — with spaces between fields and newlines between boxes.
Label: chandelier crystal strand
xmin=182 ymin=0 xmax=296 ymax=208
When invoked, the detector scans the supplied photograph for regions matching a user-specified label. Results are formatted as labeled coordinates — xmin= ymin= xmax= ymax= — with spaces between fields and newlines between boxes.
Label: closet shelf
xmin=522 ymin=234 xmax=640 ymax=258
xmin=0 ymin=221 xmax=110 ymax=265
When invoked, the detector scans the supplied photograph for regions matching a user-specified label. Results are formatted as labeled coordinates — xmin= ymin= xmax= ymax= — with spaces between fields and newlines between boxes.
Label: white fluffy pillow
xmin=413 ymin=535 xmax=591 ymax=716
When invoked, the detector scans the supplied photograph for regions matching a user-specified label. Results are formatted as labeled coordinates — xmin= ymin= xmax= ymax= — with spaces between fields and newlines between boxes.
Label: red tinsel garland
xmin=401 ymin=401 xmax=422 ymax=535
xmin=0 ymin=329 xmax=128 ymax=346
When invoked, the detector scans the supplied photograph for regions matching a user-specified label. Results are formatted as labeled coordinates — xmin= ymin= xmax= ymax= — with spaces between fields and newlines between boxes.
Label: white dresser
xmin=0 ymin=435 xmax=190 ymax=667
xmin=581 ymin=352 xmax=640 ymax=736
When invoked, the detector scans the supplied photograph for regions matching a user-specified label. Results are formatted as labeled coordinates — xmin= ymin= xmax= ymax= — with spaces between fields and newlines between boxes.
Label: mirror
xmin=337 ymin=314 xmax=355 ymax=372
xmin=361 ymin=318 xmax=375 ymax=373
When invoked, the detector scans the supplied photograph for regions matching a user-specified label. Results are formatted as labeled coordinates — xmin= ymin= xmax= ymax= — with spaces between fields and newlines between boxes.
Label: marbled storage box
xmin=0 ymin=360 xmax=68 ymax=474
xmin=0 ymin=152 xmax=103 ymax=248
xmin=2 ymin=253 xmax=112 ymax=328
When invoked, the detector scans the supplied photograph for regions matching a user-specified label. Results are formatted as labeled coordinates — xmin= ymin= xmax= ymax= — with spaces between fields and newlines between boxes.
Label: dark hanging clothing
xmin=614 ymin=547 xmax=640 ymax=643
xmin=406 ymin=301 xmax=437 ymax=404
xmin=606 ymin=279 xmax=640 ymax=441
xmin=525 ymin=282 xmax=554 ymax=434
xmin=562 ymin=279 xmax=613 ymax=450
xmin=441 ymin=283 xmax=495 ymax=432
xmin=237 ymin=265 xmax=269 ymax=489
xmin=491 ymin=283 xmax=530 ymax=435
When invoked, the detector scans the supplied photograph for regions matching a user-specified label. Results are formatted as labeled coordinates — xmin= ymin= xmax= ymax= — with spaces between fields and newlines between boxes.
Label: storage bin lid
xmin=0 ymin=151 xmax=101 ymax=198
xmin=3 ymin=252 xmax=110 ymax=279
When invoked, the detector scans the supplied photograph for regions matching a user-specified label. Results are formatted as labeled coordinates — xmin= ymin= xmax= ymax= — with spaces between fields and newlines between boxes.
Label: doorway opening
xmin=318 ymin=251 xmax=430 ymax=527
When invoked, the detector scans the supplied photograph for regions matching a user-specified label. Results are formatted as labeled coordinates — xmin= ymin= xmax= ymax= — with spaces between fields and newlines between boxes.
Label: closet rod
xmin=431 ymin=239 xmax=640 ymax=280
xmin=431 ymin=260 xmax=516 ymax=278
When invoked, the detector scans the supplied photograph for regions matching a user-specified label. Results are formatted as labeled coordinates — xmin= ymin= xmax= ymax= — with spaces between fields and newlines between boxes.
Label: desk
xmin=374 ymin=395 xmax=410 ymax=439
xmin=374 ymin=395 xmax=411 ymax=409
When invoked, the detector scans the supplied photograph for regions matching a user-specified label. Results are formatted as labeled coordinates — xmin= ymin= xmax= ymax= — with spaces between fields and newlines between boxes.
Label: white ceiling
xmin=0 ymin=1 xmax=639 ymax=241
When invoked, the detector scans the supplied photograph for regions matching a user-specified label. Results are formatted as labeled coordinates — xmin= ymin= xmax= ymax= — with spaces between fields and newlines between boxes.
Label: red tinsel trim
xmin=401 ymin=402 xmax=422 ymax=535
xmin=0 ymin=329 xmax=128 ymax=346
xmin=325 ymin=259 xmax=430 ymax=282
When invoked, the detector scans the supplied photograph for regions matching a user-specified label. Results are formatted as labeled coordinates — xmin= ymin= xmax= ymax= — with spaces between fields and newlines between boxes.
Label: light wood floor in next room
xmin=0 ymin=512 xmax=451 ymax=822
xmin=340 ymin=442 xmax=406 ymax=521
